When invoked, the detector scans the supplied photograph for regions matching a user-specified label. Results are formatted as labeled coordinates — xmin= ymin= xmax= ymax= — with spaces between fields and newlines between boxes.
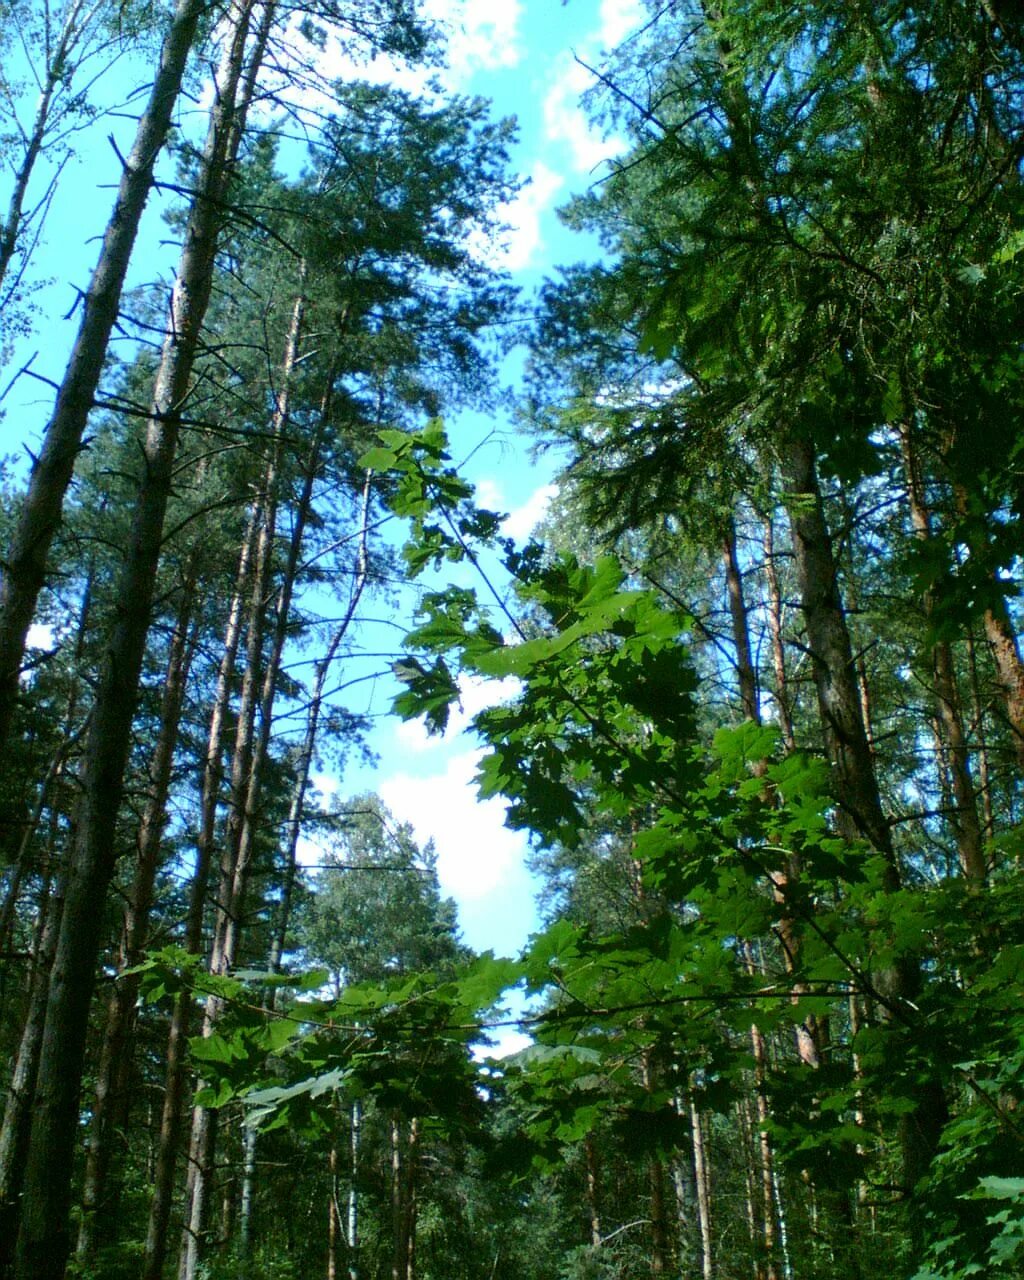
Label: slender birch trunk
xmin=690 ymin=1098 xmax=713 ymax=1280
xmin=583 ymin=1134 xmax=601 ymax=1249
xmin=762 ymin=518 xmax=796 ymax=752
xmin=348 ymin=1100 xmax=361 ymax=1280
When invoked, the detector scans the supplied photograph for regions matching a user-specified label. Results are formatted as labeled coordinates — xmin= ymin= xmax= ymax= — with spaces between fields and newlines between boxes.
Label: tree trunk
xmin=0 ymin=0 xmax=101 ymax=293
xmin=391 ymin=1116 xmax=405 ymax=1280
xmin=723 ymin=519 xmax=759 ymax=722
xmin=782 ymin=437 xmax=896 ymax=868
xmin=690 ymin=1098 xmax=713 ymax=1280
xmin=983 ymin=600 xmax=1024 ymax=773
xmin=238 ymin=1121 xmax=257 ymax=1270
xmin=348 ymin=1100 xmax=361 ymax=1280
xmin=583 ymin=1133 xmax=601 ymax=1248
xmin=965 ymin=629 xmax=995 ymax=842
xmin=14 ymin=2 xmax=264 ymax=1267
xmin=143 ymin=522 xmax=255 ymax=1280
xmin=762 ymin=518 xmax=796 ymax=752
xmin=0 ymin=0 xmax=206 ymax=750
xmin=328 ymin=1140 xmax=340 ymax=1280
xmin=178 ymin=276 xmax=305 ymax=1280
xmin=76 ymin=586 xmax=199 ymax=1262
xmin=782 ymin=436 xmax=946 ymax=1212
xmin=0 ymin=861 xmax=62 ymax=1278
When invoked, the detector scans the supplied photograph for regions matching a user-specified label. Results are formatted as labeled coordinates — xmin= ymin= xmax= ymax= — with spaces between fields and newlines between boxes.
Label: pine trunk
xmin=76 ymin=587 xmax=198 ymax=1261
xmin=0 ymin=0 xmax=206 ymax=749
xmin=14 ymin=3 xmax=265 ymax=1267
xmin=143 ymin=525 xmax=255 ymax=1280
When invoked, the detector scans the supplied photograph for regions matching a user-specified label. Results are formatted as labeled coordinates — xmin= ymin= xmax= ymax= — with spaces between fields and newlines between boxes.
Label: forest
xmin=1 ymin=1 xmax=1023 ymax=1278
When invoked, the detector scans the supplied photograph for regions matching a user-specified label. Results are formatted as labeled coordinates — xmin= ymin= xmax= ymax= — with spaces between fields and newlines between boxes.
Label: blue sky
xmin=2 ymin=0 xmax=646 ymax=977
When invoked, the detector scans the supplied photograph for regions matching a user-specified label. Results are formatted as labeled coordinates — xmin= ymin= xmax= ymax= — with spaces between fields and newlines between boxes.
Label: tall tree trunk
xmin=583 ymin=1134 xmax=601 ymax=1249
xmin=782 ymin=436 xmax=946 ymax=1210
xmin=14 ymin=4 xmax=265 ymax=1268
xmin=690 ymin=1098 xmax=713 ymax=1280
xmin=76 ymin=586 xmax=199 ymax=1261
xmin=723 ymin=519 xmax=759 ymax=722
xmin=391 ymin=1116 xmax=406 ymax=1280
xmin=178 ymin=278 xmax=305 ymax=1280
xmin=782 ymin=438 xmax=896 ymax=867
xmin=348 ymin=1100 xmax=361 ymax=1280
xmin=0 ymin=0 xmax=206 ymax=749
xmin=328 ymin=1139 xmax=340 ymax=1280
xmin=0 ymin=853 xmax=62 ymax=1279
xmin=762 ymin=518 xmax=796 ymax=752
xmin=982 ymin=600 xmax=1024 ymax=773
xmin=143 ymin=521 xmax=255 ymax=1280
xmin=965 ymin=628 xmax=995 ymax=842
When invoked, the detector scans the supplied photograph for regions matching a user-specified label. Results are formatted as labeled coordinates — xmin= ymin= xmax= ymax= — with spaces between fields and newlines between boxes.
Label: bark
xmin=143 ymin=522 xmax=255 ymax=1280
xmin=690 ymin=1099 xmax=713 ymax=1280
xmin=238 ymin=1123 xmax=257 ymax=1269
xmin=348 ymin=1100 xmax=361 ymax=1280
xmin=0 ymin=862 xmax=62 ymax=1279
xmin=899 ymin=426 xmax=986 ymax=884
xmin=723 ymin=519 xmax=759 ymax=722
xmin=14 ymin=1 xmax=264 ymax=1268
xmin=782 ymin=437 xmax=896 ymax=868
xmin=583 ymin=1134 xmax=601 ymax=1249
xmin=178 ymin=276 xmax=304 ymax=1280
xmin=391 ymin=1117 xmax=405 ymax=1280
xmin=328 ymin=1141 xmax=340 ymax=1280
xmin=76 ymin=586 xmax=199 ymax=1262
xmin=762 ymin=518 xmax=795 ymax=752
xmin=983 ymin=600 xmax=1024 ymax=773
xmin=965 ymin=629 xmax=995 ymax=842
xmin=782 ymin=436 xmax=946 ymax=1209
xmin=742 ymin=949 xmax=779 ymax=1280
xmin=0 ymin=0 xmax=206 ymax=750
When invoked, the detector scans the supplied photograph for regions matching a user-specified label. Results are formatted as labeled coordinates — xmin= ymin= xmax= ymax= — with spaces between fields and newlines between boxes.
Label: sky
xmin=1 ymin=0 xmax=646 ymax=972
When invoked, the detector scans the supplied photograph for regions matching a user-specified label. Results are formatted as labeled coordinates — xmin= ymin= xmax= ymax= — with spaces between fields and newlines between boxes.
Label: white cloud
xmin=256 ymin=0 xmax=524 ymax=127
xmin=540 ymin=0 xmax=645 ymax=176
xmin=476 ymin=161 xmax=563 ymax=272
xmin=428 ymin=0 xmax=524 ymax=85
xmin=503 ymin=483 xmax=559 ymax=541
xmin=379 ymin=748 xmax=524 ymax=903
xmin=296 ymin=832 xmax=325 ymax=868
xmin=475 ymin=477 xmax=504 ymax=512
xmin=311 ymin=770 xmax=340 ymax=799
xmin=598 ymin=0 xmax=645 ymax=49
xmin=474 ymin=478 xmax=560 ymax=542
xmin=542 ymin=54 xmax=628 ymax=175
